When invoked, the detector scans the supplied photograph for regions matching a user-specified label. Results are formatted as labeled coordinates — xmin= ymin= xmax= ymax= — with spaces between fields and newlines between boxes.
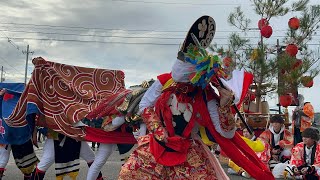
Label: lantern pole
xmin=277 ymin=39 xmax=282 ymax=114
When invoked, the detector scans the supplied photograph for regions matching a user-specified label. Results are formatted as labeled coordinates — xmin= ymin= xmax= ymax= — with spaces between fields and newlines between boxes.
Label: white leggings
xmin=37 ymin=139 xmax=95 ymax=171
xmin=0 ymin=145 xmax=11 ymax=168
xmin=86 ymin=143 xmax=115 ymax=180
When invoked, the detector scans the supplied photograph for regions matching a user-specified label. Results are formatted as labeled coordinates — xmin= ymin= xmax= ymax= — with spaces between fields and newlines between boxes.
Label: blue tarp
xmin=0 ymin=83 xmax=33 ymax=145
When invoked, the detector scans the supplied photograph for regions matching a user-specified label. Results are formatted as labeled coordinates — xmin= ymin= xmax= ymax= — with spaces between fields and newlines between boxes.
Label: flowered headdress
xmin=184 ymin=43 xmax=226 ymax=88
xmin=177 ymin=15 xmax=230 ymax=88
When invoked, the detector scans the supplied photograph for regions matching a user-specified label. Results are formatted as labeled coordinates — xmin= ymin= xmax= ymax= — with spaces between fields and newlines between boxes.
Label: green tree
xmin=210 ymin=0 xmax=320 ymax=112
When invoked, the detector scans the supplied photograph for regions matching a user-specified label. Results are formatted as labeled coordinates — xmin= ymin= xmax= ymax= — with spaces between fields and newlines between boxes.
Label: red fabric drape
xmin=180 ymin=85 xmax=273 ymax=180
xmin=84 ymin=126 xmax=137 ymax=144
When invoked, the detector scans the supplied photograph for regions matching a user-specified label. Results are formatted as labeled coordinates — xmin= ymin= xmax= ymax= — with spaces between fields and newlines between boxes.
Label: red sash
xmin=149 ymin=135 xmax=191 ymax=166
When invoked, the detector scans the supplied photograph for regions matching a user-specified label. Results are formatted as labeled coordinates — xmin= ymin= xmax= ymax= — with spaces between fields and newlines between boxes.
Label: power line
xmin=2 ymin=29 xmax=320 ymax=40
xmin=0 ymin=29 xmax=183 ymax=39
xmin=0 ymin=22 xmax=291 ymax=33
xmin=0 ymin=30 xmax=20 ymax=50
xmin=1 ymin=36 xmax=319 ymax=46
xmin=0 ymin=55 xmax=24 ymax=75
xmin=110 ymin=0 xmax=244 ymax=6
xmin=0 ymin=36 xmax=180 ymax=45
xmin=0 ymin=22 xmax=187 ymax=33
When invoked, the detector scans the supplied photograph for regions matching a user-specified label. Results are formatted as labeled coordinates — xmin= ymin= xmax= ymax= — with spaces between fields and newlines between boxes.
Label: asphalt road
xmin=2 ymin=142 xmax=253 ymax=180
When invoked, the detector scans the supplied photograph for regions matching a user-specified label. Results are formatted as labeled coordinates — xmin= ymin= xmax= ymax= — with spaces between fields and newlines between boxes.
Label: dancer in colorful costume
xmin=119 ymin=15 xmax=274 ymax=180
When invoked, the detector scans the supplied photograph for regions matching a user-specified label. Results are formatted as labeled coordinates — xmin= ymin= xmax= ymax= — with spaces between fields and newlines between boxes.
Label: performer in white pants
xmin=37 ymin=139 xmax=95 ymax=170
xmin=86 ymin=116 xmax=147 ymax=180
xmin=0 ymin=89 xmax=9 ymax=179
xmin=32 ymin=138 xmax=97 ymax=180
xmin=0 ymin=145 xmax=10 ymax=179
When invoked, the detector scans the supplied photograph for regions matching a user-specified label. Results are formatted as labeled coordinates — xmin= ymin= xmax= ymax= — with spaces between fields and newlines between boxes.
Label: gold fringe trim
xmin=56 ymin=171 xmax=79 ymax=180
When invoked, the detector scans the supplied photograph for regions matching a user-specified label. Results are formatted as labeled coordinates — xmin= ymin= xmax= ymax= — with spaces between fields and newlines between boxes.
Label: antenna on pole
xmin=22 ymin=45 xmax=34 ymax=85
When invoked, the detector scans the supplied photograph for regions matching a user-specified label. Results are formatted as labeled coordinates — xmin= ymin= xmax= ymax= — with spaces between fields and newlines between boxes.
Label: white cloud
xmin=0 ymin=0 xmax=320 ymax=111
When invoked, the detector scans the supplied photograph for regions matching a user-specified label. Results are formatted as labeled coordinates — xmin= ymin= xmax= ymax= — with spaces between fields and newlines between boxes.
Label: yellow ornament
xmin=250 ymin=49 xmax=259 ymax=61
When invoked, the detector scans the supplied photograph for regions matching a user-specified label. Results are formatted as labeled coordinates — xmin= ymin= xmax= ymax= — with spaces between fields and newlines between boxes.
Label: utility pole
xmin=22 ymin=45 xmax=34 ymax=85
xmin=0 ymin=66 xmax=3 ymax=83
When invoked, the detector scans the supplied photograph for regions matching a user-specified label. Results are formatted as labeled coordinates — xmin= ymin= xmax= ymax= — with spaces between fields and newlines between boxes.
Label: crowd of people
xmin=224 ymin=93 xmax=318 ymax=179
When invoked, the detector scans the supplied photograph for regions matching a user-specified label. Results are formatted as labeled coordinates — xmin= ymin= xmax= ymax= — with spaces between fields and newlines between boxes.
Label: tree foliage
xmin=210 ymin=0 xmax=320 ymax=111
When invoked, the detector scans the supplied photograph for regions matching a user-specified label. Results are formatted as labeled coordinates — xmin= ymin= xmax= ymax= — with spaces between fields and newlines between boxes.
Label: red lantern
xmin=306 ymin=79 xmax=314 ymax=88
xmin=288 ymin=17 xmax=300 ymax=30
xmin=286 ymin=44 xmax=298 ymax=57
xmin=260 ymin=25 xmax=273 ymax=38
xmin=258 ymin=18 xmax=269 ymax=30
xmin=223 ymin=57 xmax=232 ymax=67
xmin=301 ymin=76 xmax=314 ymax=88
xmin=293 ymin=59 xmax=303 ymax=70
xmin=279 ymin=94 xmax=292 ymax=107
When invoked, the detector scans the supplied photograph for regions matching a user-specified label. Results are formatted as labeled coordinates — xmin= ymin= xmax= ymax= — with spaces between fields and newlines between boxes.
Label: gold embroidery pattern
xmin=218 ymin=106 xmax=236 ymax=132
xmin=119 ymin=136 xmax=217 ymax=180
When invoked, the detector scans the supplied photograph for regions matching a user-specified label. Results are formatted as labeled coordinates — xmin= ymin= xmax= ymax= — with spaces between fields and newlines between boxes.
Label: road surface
xmin=2 ymin=142 xmax=257 ymax=180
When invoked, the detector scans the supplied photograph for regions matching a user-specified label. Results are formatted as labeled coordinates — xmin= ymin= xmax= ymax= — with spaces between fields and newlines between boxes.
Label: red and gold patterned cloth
xmin=258 ymin=127 xmax=293 ymax=164
xmin=119 ymin=135 xmax=227 ymax=180
xmin=291 ymin=142 xmax=320 ymax=168
xmin=6 ymin=57 xmax=126 ymax=140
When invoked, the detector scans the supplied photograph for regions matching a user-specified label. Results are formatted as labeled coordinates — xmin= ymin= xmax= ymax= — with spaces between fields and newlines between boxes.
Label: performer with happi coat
xmin=258 ymin=115 xmax=294 ymax=170
xmin=276 ymin=128 xmax=320 ymax=179
xmin=30 ymin=127 xmax=99 ymax=180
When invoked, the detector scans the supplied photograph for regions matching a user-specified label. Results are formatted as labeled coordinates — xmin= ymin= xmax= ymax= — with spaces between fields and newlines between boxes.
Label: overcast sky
xmin=0 ymin=0 xmax=319 ymax=111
